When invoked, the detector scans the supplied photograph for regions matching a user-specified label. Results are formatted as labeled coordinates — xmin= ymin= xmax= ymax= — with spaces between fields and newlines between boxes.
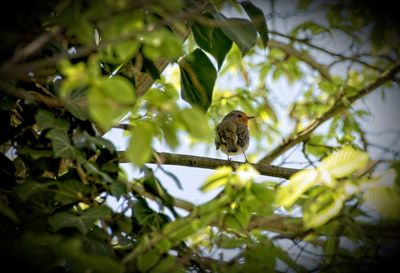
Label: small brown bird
xmin=215 ymin=110 xmax=255 ymax=162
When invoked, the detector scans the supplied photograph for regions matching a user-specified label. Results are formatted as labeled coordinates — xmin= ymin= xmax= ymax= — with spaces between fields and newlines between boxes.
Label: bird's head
xmin=224 ymin=110 xmax=255 ymax=125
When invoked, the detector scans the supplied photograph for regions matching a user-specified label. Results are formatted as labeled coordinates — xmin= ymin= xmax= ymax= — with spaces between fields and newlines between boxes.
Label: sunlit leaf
xmin=319 ymin=146 xmax=369 ymax=178
xmin=201 ymin=166 xmax=232 ymax=192
xmin=364 ymin=186 xmax=400 ymax=219
xmin=126 ymin=120 xmax=156 ymax=166
xmin=88 ymin=76 xmax=136 ymax=130
xmin=276 ymin=169 xmax=319 ymax=208
xmin=141 ymin=28 xmax=183 ymax=61
xmin=303 ymin=190 xmax=344 ymax=229
xmin=177 ymin=107 xmax=212 ymax=139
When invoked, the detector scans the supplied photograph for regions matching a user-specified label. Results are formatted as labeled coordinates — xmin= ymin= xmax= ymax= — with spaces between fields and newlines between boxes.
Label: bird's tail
xmin=226 ymin=138 xmax=238 ymax=153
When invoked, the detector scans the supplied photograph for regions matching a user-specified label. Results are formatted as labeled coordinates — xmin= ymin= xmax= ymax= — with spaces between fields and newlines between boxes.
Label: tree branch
xmin=119 ymin=152 xmax=300 ymax=179
xmin=258 ymin=59 xmax=400 ymax=165
xmin=248 ymin=215 xmax=400 ymax=239
xmin=270 ymin=31 xmax=385 ymax=72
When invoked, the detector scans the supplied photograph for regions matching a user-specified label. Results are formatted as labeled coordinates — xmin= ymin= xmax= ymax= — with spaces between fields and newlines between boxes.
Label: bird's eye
xmin=237 ymin=114 xmax=242 ymax=118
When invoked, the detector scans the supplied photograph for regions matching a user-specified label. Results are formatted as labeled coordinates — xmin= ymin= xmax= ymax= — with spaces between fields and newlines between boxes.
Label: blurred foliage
xmin=0 ymin=0 xmax=400 ymax=272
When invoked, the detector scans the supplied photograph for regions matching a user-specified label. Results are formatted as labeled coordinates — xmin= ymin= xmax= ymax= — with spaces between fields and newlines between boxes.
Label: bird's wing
xmin=237 ymin=123 xmax=249 ymax=148
xmin=217 ymin=121 xmax=238 ymax=152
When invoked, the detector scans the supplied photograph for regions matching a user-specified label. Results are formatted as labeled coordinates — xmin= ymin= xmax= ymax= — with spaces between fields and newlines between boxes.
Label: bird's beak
xmin=247 ymin=116 xmax=255 ymax=120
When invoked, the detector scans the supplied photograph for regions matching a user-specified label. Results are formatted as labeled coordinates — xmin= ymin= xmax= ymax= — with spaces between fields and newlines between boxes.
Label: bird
xmin=215 ymin=110 xmax=255 ymax=162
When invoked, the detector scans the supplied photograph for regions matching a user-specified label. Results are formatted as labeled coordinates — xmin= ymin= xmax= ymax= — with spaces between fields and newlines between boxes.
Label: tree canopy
xmin=1 ymin=0 xmax=400 ymax=272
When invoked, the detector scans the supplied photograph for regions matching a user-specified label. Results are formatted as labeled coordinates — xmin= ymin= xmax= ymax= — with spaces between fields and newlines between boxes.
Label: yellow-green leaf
xmin=88 ymin=76 xmax=136 ymax=130
xmin=126 ymin=120 xmax=156 ymax=166
xmin=201 ymin=166 xmax=232 ymax=192
xmin=303 ymin=191 xmax=344 ymax=229
xmin=276 ymin=169 xmax=319 ymax=208
xmin=364 ymin=186 xmax=400 ymax=220
xmin=319 ymin=146 xmax=369 ymax=178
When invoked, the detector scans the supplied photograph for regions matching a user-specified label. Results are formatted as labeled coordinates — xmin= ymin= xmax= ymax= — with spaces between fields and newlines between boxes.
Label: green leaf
xmin=303 ymin=190 xmax=344 ymax=229
xmin=319 ymin=146 xmax=369 ymax=178
xmin=35 ymin=110 xmax=69 ymax=130
xmin=201 ymin=166 xmax=232 ymax=192
xmin=305 ymin=134 xmax=330 ymax=157
xmin=49 ymin=206 xmax=112 ymax=234
xmin=219 ymin=234 xmax=247 ymax=249
xmin=63 ymin=87 xmax=89 ymax=120
xmin=177 ymin=107 xmax=212 ymax=139
xmin=137 ymin=249 xmax=160 ymax=272
xmin=46 ymin=129 xmax=82 ymax=159
xmin=191 ymin=18 xmax=233 ymax=69
xmin=15 ymin=181 xmax=54 ymax=202
xmin=179 ymin=48 xmax=217 ymax=111
xmin=150 ymin=255 xmax=177 ymax=273
xmin=55 ymin=180 xmax=90 ymax=205
xmin=108 ymin=180 xmax=128 ymax=198
xmin=141 ymin=28 xmax=183 ymax=61
xmin=126 ymin=120 xmax=156 ymax=166
xmin=88 ymin=76 xmax=136 ymax=130
xmin=240 ymin=1 xmax=269 ymax=47
xmin=276 ymin=169 xmax=319 ymax=208
xmin=214 ymin=13 xmax=257 ymax=54
xmin=364 ymin=186 xmax=400 ymax=220
xmin=99 ymin=12 xmax=143 ymax=64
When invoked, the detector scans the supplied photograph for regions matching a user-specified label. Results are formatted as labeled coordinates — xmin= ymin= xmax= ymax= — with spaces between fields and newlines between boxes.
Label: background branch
xmin=258 ymin=59 xmax=400 ymax=165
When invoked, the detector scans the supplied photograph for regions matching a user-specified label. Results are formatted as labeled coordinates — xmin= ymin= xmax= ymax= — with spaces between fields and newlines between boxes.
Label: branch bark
xmin=119 ymin=151 xmax=301 ymax=179
xmin=258 ymin=59 xmax=400 ymax=165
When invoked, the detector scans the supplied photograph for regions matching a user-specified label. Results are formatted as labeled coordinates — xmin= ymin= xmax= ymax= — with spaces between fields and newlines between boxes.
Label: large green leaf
xmin=46 ymin=129 xmax=82 ymax=159
xmin=49 ymin=206 xmax=112 ymax=234
xmin=240 ymin=1 xmax=269 ymax=47
xmin=15 ymin=181 xmax=54 ymax=202
xmin=88 ymin=76 xmax=136 ymax=130
xmin=55 ymin=180 xmax=90 ymax=205
xmin=191 ymin=18 xmax=233 ymax=69
xmin=213 ymin=13 xmax=257 ymax=54
xmin=179 ymin=48 xmax=217 ymax=111
xmin=35 ymin=110 xmax=69 ymax=130
xmin=319 ymin=146 xmax=369 ymax=178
